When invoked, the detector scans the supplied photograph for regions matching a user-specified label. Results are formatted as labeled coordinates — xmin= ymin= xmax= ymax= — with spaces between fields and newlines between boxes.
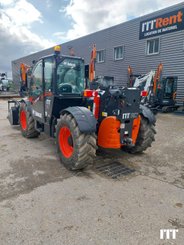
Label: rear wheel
xmin=19 ymin=103 xmax=39 ymax=138
xmin=123 ymin=115 xmax=156 ymax=153
xmin=56 ymin=113 xmax=97 ymax=170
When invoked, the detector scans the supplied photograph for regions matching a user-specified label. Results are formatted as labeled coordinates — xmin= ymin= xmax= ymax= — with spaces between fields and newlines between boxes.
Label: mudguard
xmin=140 ymin=104 xmax=156 ymax=125
xmin=61 ymin=106 xmax=97 ymax=133
xmin=7 ymin=100 xmax=19 ymax=125
xmin=8 ymin=99 xmax=31 ymax=125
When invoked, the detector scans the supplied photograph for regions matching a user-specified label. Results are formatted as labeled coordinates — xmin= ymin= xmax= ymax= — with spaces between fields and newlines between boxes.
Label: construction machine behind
xmin=0 ymin=72 xmax=10 ymax=92
xmin=88 ymin=44 xmax=115 ymax=90
xmin=128 ymin=64 xmax=179 ymax=112
xmin=8 ymin=45 xmax=156 ymax=171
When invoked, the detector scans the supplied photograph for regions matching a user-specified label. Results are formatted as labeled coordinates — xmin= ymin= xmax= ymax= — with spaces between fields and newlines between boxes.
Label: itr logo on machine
xmin=160 ymin=229 xmax=178 ymax=240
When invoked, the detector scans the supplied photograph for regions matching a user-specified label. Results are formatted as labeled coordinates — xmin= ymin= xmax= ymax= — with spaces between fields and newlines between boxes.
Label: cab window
xmin=30 ymin=61 xmax=43 ymax=97
xmin=56 ymin=58 xmax=84 ymax=94
xmin=44 ymin=59 xmax=53 ymax=92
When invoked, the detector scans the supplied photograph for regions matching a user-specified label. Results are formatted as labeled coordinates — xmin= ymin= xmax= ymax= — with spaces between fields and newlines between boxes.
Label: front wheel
xmin=56 ymin=113 xmax=97 ymax=170
xmin=19 ymin=103 xmax=40 ymax=138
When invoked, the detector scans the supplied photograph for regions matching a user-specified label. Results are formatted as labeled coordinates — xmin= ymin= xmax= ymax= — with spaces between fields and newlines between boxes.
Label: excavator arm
xmin=20 ymin=63 xmax=31 ymax=86
xmin=153 ymin=63 xmax=163 ymax=95
xmin=127 ymin=65 xmax=133 ymax=87
xmin=89 ymin=44 xmax=96 ymax=82
xmin=20 ymin=63 xmax=30 ymax=96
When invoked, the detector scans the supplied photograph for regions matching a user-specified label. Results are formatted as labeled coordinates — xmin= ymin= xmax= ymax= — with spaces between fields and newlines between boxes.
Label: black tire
xmin=123 ymin=115 xmax=156 ymax=153
xmin=19 ymin=103 xmax=39 ymax=138
xmin=56 ymin=113 xmax=97 ymax=170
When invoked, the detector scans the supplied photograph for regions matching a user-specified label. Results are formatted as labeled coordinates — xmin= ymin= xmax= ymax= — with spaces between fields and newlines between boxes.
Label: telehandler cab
xmin=8 ymin=45 xmax=156 ymax=170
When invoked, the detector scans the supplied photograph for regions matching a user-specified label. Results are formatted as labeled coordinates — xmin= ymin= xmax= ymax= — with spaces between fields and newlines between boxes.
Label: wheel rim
xmin=59 ymin=126 xmax=74 ymax=158
xmin=20 ymin=110 xmax=27 ymax=130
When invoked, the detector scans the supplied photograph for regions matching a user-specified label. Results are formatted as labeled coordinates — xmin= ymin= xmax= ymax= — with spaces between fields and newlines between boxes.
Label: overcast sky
xmin=0 ymin=0 xmax=183 ymax=77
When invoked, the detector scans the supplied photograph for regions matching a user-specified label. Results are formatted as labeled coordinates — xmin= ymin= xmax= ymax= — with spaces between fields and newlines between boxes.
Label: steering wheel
xmin=58 ymin=83 xmax=80 ymax=93
xmin=58 ymin=83 xmax=73 ymax=93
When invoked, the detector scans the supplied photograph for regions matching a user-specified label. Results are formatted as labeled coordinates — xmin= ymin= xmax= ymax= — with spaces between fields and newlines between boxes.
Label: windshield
xmin=162 ymin=77 xmax=177 ymax=98
xmin=56 ymin=58 xmax=84 ymax=94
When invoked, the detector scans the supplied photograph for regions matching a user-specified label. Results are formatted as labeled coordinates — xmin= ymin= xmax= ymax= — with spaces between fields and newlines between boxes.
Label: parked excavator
xmin=128 ymin=64 xmax=179 ymax=112
xmin=0 ymin=72 xmax=10 ymax=92
xmin=7 ymin=45 xmax=156 ymax=170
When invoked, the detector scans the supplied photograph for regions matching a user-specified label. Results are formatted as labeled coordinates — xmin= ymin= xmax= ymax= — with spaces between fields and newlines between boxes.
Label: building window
xmin=97 ymin=50 xmax=105 ymax=63
xmin=114 ymin=46 xmax=124 ymax=60
xmin=146 ymin=38 xmax=159 ymax=55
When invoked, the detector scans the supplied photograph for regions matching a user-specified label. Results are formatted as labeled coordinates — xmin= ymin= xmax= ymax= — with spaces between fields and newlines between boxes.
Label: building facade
xmin=12 ymin=2 xmax=184 ymax=104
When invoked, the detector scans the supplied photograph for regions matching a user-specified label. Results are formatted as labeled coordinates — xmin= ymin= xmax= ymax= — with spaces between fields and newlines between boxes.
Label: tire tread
xmin=56 ymin=113 xmax=97 ymax=170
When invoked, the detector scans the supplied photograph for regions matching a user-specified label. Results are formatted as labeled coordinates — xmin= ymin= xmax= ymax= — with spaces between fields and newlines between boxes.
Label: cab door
xmin=29 ymin=60 xmax=44 ymax=122
xmin=43 ymin=57 xmax=54 ymax=122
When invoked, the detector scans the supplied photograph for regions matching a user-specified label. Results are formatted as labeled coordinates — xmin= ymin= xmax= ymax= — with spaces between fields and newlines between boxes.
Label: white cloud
xmin=0 ymin=0 xmax=55 ymax=75
xmin=5 ymin=0 xmax=43 ymax=26
xmin=0 ymin=0 xmax=14 ymax=6
xmin=0 ymin=10 xmax=53 ymax=48
xmin=63 ymin=0 xmax=184 ymax=40
xmin=156 ymin=0 xmax=183 ymax=9
xmin=0 ymin=0 xmax=54 ymax=48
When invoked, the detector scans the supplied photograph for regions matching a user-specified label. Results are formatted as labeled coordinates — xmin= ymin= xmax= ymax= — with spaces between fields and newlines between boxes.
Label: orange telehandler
xmin=8 ymin=46 xmax=156 ymax=170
